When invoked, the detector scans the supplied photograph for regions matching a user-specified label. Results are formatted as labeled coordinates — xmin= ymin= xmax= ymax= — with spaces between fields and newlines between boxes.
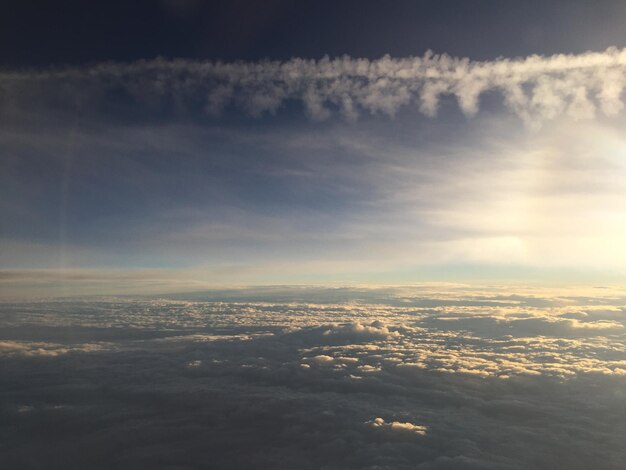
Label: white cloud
xmin=3 ymin=48 xmax=626 ymax=125
xmin=2 ymin=286 xmax=626 ymax=468
xmin=308 ymin=354 xmax=335 ymax=365
xmin=0 ymin=339 xmax=108 ymax=357
xmin=367 ymin=417 xmax=428 ymax=436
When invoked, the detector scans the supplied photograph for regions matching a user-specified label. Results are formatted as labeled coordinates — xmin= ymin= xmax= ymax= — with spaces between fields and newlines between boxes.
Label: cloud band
xmin=2 ymin=47 xmax=626 ymax=124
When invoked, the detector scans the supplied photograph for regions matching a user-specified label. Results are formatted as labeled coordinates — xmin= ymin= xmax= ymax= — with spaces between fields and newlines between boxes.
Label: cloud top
xmin=3 ymin=48 xmax=626 ymax=125
xmin=368 ymin=417 xmax=428 ymax=436
xmin=3 ymin=287 xmax=626 ymax=468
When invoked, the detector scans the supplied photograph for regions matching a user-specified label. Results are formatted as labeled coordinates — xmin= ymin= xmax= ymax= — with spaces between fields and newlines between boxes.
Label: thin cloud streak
xmin=2 ymin=48 xmax=626 ymax=125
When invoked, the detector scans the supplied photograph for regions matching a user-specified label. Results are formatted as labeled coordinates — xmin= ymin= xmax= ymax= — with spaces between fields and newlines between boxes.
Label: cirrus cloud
xmin=2 ymin=48 xmax=626 ymax=125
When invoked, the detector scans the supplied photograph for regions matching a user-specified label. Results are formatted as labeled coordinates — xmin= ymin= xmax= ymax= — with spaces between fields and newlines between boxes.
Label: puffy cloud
xmin=368 ymin=417 xmax=428 ymax=436
xmin=2 ymin=286 xmax=626 ymax=468
xmin=321 ymin=321 xmax=399 ymax=341
xmin=308 ymin=354 xmax=335 ymax=365
xmin=0 ymin=339 xmax=108 ymax=357
xmin=3 ymin=48 xmax=626 ymax=125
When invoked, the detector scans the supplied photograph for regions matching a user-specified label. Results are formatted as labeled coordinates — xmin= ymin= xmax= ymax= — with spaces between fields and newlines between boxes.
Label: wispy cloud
xmin=2 ymin=115 xmax=626 ymax=283
xmin=2 ymin=48 xmax=626 ymax=125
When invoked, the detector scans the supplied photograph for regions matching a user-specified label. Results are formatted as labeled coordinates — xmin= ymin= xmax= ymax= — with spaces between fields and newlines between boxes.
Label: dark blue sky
xmin=3 ymin=0 xmax=626 ymax=66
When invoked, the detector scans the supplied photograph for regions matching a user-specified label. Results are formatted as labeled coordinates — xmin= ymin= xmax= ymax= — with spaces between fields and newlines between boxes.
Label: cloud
xmin=2 ymin=48 xmax=626 ymax=125
xmin=2 ymin=99 xmax=626 ymax=282
xmin=319 ymin=321 xmax=399 ymax=342
xmin=2 ymin=286 xmax=626 ymax=468
xmin=367 ymin=417 xmax=428 ymax=436
xmin=0 ymin=339 xmax=107 ymax=357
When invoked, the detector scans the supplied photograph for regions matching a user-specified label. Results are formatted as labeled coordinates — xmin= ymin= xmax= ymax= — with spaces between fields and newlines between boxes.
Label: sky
xmin=3 ymin=4 xmax=626 ymax=469
xmin=3 ymin=0 xmax=626 ymax=296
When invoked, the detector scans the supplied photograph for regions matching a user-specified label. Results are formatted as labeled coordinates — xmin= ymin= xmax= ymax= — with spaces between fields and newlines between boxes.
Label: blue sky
xmin=2 ymin=1 xmax=626 ymax=296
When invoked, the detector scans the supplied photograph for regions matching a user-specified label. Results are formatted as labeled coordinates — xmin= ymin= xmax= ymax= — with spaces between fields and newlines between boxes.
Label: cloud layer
xmin=2 ymin=286 xmax=626 ymax=468
xmin=3 ymin=48 xmax=626 ymax=124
